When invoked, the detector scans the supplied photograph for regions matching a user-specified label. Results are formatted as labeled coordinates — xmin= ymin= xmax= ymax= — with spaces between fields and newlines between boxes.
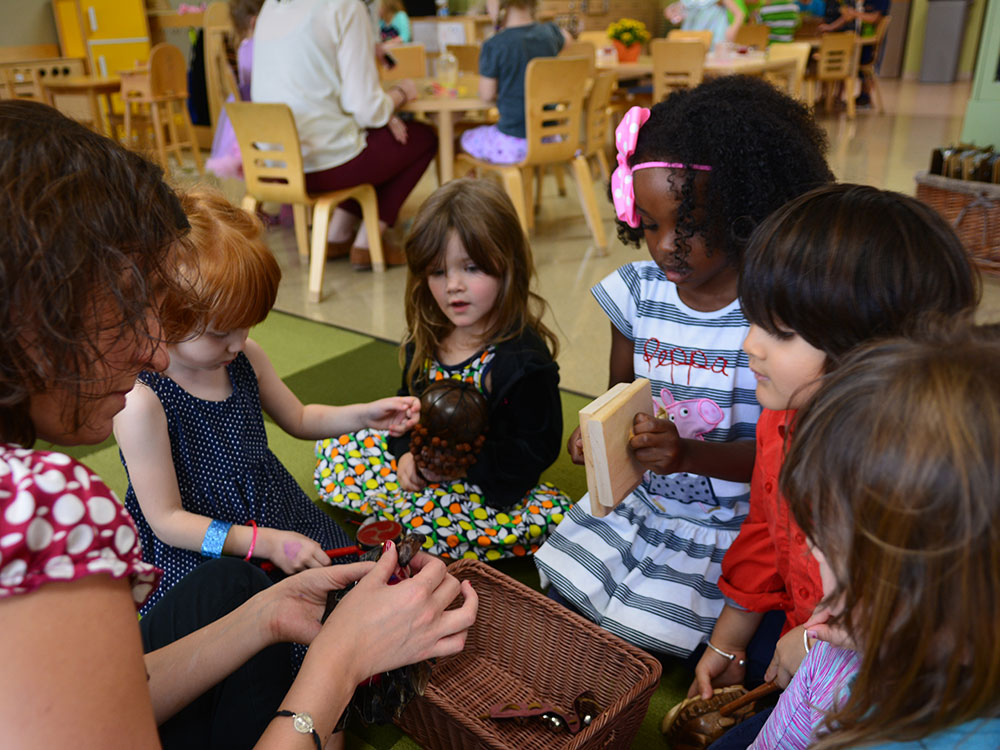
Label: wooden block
xmin=579 ymin=378 xmax=652 ymax=517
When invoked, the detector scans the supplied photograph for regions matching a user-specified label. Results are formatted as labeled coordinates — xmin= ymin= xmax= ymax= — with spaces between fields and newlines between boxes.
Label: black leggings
xmin=140 ymin=558 xmax=294 ymax=750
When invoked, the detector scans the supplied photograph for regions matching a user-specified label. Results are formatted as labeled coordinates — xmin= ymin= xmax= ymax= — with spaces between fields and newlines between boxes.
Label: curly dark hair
xmin=611 ymin=76 xmax=833 ymax=268
xmin=0 ymin=101 xmax=191 ymax=446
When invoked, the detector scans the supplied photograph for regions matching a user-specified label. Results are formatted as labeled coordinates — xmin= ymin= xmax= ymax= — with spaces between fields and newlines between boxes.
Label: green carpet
xmin=44 ymin=311 xmax=691 ymax=748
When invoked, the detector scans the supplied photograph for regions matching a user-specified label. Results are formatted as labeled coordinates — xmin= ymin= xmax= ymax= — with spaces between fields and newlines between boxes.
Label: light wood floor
xmin=194 ymin=77 xmax=1000 ymax=397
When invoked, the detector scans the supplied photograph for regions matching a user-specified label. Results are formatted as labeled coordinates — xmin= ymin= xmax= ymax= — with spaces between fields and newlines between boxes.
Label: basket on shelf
xmin=397 ymin=559 xmax=662 ymax=750
xmin=915 ymin=171 xmax=1000 ymax=277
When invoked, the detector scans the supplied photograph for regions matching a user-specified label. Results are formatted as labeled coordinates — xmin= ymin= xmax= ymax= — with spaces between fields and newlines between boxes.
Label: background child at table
xmin=689 ymin=184 xmax=979 ymax=750
xmin=459 ymin=0 xmax=571 ymax=164
xmin=314 ymin=178 xmax=570 ymax=561
xmin=379 ymin=0 xmax=412 ymax=43
xmin=533 ymin=76 xmax=833 ymax=658
xmin=205 ymin=0 xmax=263 ymax=180
xmin=116 ymin=187 xmax=419 ymax=614
xmin=665 ymin=0 xmax=747 ymax=48
xmin=749 ymin=326 xmax=1000 ymax=750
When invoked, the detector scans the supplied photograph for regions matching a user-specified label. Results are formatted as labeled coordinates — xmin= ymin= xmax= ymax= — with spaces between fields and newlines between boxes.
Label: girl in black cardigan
xmin=314 ymin=179 xmax=570 ymax=561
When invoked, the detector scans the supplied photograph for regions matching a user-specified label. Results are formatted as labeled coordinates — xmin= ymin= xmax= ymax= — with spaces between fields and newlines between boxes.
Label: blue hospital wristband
xmin=201 ymin=519 xmax=233 ymax=558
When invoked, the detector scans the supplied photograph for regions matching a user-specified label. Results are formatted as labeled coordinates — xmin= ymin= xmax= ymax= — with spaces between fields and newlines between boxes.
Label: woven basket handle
xmin=952 ymin=192 xmax=996 ymax=250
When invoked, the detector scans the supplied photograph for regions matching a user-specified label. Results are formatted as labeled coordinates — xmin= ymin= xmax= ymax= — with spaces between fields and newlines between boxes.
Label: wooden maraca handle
xmin=718 ymin=680 xmax=780 ymax=717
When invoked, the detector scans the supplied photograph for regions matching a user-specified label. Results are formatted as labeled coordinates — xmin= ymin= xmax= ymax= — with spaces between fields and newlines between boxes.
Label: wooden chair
xmin=446 ymin=44 xmax=480 ymax=73
xmin=0 ymin=68 xmax=44 ymax=102
xmin=560 ymin=40 xmax=596 ymax=62
xmin=380 ymin=43 xmax=427 ymax=82
xmin=667 ymin=29 xmax=713 ymax=51
xmin=225 ymin=101 xmax=383 ymax=302
xmin=858 ymin=15 xmax=892 ymax=113
xmin=455 ymin=56 xmax=606 ymax=252
xmin=651 ymin=39 xmax=705 ymax=104
xmin=121 ymin=43 xmax=204 ymax=174
xmin=534 ymin=68 xmax=615 ymax=229
xmin=203 ymin=1 xmax=240 ymax=129
xmin=734 ymin=23 xmax=771 ymax=49
xmin=578 ymin=30 xmax=611 ymax=49
xmin=804 ymin=32 xmax=857 ymax=118
xmin=765 ymin=41 xmax=811 ymax=98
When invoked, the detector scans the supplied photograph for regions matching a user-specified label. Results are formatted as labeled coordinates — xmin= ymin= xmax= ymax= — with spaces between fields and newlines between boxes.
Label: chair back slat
xmin=446 ymin=44 xmax=480 ymax=73
xmin=226 ymin=101 xmax=309 ymax=204
xmin=734 ymin=23 xmax=770 ymax=49
xmin=380 ymin=43 xmax=427 ymax=81
xmin=651 ymin=39 xmax=705 ymax=103
xmin=581 ymin=69 xmax=616 ymax=157
xmin=149 ymin=43 xmax=189 ymax=98
xmin=523 ymin=56 xmax=590 ymax=166
xmin=561 ymin=40 xmax=596 ymax=62
xmin=816 ymin=32 xmax=855 ymax=79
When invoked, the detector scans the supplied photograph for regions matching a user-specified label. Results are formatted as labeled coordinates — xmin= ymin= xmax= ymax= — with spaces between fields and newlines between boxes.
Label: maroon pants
xmin=304 ymin=120 xmax=437 ymax=226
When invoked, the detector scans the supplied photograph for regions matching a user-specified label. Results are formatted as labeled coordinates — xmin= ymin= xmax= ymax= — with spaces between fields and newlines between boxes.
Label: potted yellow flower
xmin=606 ymin=18 xmax=650 ymax=63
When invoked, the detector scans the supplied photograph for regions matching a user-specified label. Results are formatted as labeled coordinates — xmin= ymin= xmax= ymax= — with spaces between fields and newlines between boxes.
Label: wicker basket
xmin=915 ymin=171 xmax=1000 ymax=277
xmin=397 ymin=559 xmax=662 ymax=750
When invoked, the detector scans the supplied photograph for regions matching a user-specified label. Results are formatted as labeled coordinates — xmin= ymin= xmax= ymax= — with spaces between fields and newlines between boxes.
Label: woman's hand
xmin=256 ymin=527 xmax=330 ymax=574
xmin=764 ymin=625 xmax=810 ymax=688
xmin=388 ymin=116 xmax=408 ymax=145
xmin=688 ymin=644 xmax=747 ymax=699
xmin=366 ymin=396 xmax=420 ymax=435
xmin=396 ymin=451 xmax=427 ymax=492
xmin=630 ymin=412 xmax=685 ymax=475
xmin=389 ymin=79 xmax=418 ymax=109
xmin=567 ymin=425 xmax=585 ymax=465
xmin=319 ymin=545 xmax=478 ymax=680
xmin=260 ymin=559 xmax=376 ymax=646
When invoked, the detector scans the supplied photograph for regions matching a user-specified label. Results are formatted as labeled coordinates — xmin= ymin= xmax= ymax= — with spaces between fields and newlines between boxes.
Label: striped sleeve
xmin=591 ymin=263 xmax=640 ymax=341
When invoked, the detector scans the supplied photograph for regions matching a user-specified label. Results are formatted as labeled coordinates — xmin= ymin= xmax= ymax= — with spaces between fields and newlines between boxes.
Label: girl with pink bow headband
xmin=535 ymin=77 xmax=833 ymax=713
xmin=610 ymin=105 xmax=712 ymax=230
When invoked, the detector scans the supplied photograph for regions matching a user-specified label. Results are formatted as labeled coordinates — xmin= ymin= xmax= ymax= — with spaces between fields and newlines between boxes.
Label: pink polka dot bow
xmin=610 ymin=106 xmax=713 ymax=229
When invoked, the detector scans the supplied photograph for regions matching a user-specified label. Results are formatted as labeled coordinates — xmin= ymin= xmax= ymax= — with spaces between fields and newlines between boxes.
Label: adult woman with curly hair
xmin=0 ymin=100 xmax=476 ymax=749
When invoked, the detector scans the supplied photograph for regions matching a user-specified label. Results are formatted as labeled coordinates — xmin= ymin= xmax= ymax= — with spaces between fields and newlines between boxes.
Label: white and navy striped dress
xmin=534 ymin=261 xmax=761 ymax=657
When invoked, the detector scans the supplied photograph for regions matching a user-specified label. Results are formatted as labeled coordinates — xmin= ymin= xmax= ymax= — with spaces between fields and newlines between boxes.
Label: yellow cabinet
xmin=53 ymin=0 xmax=151 ymax=76
xmin=80 ymin=1 xmax=150 ymax=41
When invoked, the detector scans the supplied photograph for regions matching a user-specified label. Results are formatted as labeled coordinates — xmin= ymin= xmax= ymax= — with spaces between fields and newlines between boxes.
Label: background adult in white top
xmin=252 ymin=0 xmax=437 ymax=268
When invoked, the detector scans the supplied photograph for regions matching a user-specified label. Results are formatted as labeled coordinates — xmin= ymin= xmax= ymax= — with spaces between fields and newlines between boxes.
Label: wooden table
xmin=597 ymin=53 xmax=800 ymax=81
xmin=398 ymin=73 xmax=493 ymax=182
xmin=42 ymin=75 xmax=120 ymax=138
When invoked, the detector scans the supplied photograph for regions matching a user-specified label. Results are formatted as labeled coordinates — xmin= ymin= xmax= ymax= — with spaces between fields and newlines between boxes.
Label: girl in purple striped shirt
xmin=751 ymin=325 xmax=1000 ymax=750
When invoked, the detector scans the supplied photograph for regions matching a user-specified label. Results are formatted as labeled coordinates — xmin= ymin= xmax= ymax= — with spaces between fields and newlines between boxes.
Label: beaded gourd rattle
xmin=410 ymin=379 xmax=489 ymax=482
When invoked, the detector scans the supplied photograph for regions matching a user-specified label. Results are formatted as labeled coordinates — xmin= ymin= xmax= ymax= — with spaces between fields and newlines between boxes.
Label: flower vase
xmin=613 ymin=40 xmax=641 ymax=63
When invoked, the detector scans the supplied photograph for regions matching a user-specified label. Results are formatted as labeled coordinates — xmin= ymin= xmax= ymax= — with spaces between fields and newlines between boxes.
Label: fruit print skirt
xmin=314 ymin=429 xmax=572 ymax=561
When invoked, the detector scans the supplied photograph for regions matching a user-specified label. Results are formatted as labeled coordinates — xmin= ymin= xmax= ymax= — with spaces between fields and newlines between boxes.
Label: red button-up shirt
xmin=717 ymin=409 xmax=822 ymax=634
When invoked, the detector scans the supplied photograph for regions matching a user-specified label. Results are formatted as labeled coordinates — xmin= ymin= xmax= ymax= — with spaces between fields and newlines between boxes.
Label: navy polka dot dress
xmin=123 ymin=352 xmax=352 ymax=616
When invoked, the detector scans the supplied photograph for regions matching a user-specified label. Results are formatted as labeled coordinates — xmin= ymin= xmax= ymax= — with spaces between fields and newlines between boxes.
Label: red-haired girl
xmin=115 ymin=187 xmax=419 ymax=615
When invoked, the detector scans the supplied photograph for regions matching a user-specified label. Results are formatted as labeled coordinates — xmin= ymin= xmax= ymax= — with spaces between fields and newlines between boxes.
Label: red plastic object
xmin=356 ymin=519 xmax=404 ymax=549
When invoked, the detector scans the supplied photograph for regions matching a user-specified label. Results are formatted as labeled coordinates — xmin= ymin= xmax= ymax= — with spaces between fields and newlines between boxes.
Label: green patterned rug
xmin=46 ymin=311 xmax=690 ymax=749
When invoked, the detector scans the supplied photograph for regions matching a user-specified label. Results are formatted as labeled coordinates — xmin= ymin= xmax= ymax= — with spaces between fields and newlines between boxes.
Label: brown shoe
xmin=350 ymin=241 xmax=407 ymax=271
xmin=326 ymin=239 xmax=352 ymax=259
